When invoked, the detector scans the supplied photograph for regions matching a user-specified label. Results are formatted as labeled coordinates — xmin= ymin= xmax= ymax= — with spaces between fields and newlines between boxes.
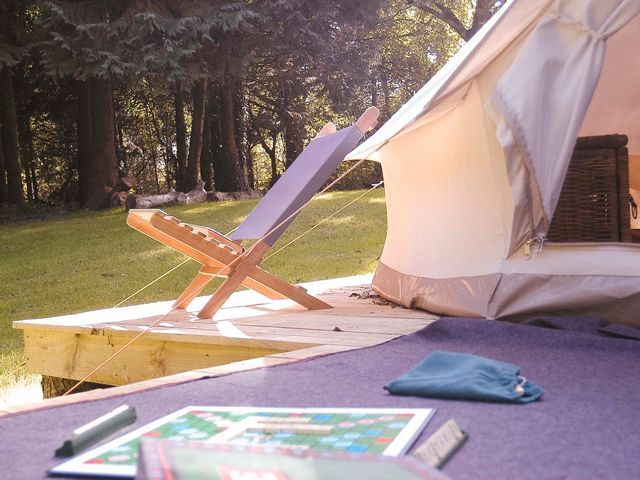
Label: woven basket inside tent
xmin=548 ymin=134 xmax=631 ymax=243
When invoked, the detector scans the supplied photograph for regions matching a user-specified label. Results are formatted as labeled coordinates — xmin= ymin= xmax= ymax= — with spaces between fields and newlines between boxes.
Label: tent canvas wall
xmin=347 ymin=0 xmax=640 ymax=326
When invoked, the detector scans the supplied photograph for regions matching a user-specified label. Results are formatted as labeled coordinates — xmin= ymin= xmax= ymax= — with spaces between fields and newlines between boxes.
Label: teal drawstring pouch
xmin=384 ymin=351 xmax=542 ymax=404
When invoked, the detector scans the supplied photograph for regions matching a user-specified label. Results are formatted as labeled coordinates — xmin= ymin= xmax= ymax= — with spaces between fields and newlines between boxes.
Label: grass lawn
xmin=0 ymin=189 xmax=387 ymax=405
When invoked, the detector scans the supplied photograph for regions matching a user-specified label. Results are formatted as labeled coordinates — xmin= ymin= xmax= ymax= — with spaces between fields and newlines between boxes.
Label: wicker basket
xmin=548 ymin=134 xmax=631 ymax=243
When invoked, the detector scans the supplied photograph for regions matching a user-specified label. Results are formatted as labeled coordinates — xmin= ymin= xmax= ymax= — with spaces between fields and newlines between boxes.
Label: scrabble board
xmin=50 ymin=406 xmax=435 ymax=478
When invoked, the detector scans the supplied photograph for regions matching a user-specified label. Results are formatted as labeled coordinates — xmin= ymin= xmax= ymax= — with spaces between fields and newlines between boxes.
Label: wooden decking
xmin=7 ymin=275 xmax=437 ymax=416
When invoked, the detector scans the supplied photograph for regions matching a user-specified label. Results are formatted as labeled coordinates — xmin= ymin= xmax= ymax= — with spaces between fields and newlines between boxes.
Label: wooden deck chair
xmin=127 ymin=107 xmax=379 ymax=319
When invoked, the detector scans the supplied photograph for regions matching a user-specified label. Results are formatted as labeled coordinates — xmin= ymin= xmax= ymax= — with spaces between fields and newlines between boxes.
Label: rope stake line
xmin=62 ymin=131 xmax=384 ymax=397
xmin=62 ymin=308 xmax=177 ymax=396
xmin=112 ymin=259 xmax=192 ymax=309
xmin=263 ymin=181 xmax=384 ymax=263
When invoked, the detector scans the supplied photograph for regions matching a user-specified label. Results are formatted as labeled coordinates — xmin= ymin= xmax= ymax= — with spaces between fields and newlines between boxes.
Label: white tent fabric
xmin=580 ymin=12 xmax=640 ymax=155
xmin=493 ymin=0 xmax=640 ymax=233
xmin=348 ymin=0 xmax=549 ymax=161
xmin=346 ymin=0 xmax=640 ymax=326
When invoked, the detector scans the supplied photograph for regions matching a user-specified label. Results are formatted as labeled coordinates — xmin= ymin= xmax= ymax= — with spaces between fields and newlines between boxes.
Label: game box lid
xmin=135 ymin=439 xmax=452 ymax=480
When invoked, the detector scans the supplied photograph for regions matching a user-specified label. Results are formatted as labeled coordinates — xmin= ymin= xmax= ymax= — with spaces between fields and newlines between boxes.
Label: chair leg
xmin=197 ymin=270 xmax=251 ymax=319
xmin=247 ymin=267 xmax=331 ymax=310
xmin=197 ymin=241 xmax=270 ymax=319
xmin=173 ymin=272 xmax=214 ymax=309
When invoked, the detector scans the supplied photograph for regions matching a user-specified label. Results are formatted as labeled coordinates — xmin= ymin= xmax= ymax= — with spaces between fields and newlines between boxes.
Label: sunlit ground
xmin=0 ymin=189 xmax=387 ymax=409
xmin=0 ymin=374 xmax=42 ymax=409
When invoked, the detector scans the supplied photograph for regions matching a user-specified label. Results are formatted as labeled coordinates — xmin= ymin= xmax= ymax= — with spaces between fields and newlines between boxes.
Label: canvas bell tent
xmin=347 ymin=0 xmax=640 ymax=326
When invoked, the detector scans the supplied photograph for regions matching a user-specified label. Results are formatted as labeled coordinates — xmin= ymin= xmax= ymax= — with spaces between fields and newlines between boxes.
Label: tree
xmin=0 ymin=0 xmax=28 ymax=206
xmin=407 ymin=0 xmax=506 ymax=41
xmin=39 ymin=1 xmax=129 ymax=207
xmin=0 ymin=0 xmax=507 ymax=209
xmin=244 ymin=0 xmax=387 ymax=185
xmin=174 ymin=84 xmax=188 ymax=191
xmin=89 ymin=76 xmax=119 ymax=206
xmin=0 ymin=134 xmax=6 ymax=202
xmin=0 ymin=66 xmax=24 ymax=206
xmin=184 ymin=77 xmax=207 ymax=191
xmin=213 ymin=69 xmax=251 ymax=192
xmin=38 ymin=0 xmax=217 ymax=205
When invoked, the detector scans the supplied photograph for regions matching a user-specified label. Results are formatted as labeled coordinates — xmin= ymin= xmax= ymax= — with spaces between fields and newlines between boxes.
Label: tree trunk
xmin=469 ymin=0 xmax=498 ymax=39
xmin=108 ymin=179 xmax=137 ymax=207
xmin=125 ymin=180 xmax=207 ymax=209
xmin=77 ymin=80 xmax=93 ymax=205
xmin=281 ymin=82 xmax=305 ymax=169
xmin=113 ymin=91 xmax=126 ymax=176
xmin=380 ymin=69 xmax=391 ymax=118
xmin=174 ymin=84 xmax=187 ymax=191
xmin=201 ymin=104 xmax=213 ymax=191
xmin=208 ymin=190 xmax=262 ymax=202
xmin=215 ymin=82 xmax=237 ymax=191
xmin=86 ymin=76 xmax=118 ymax=209
xmin=41 ymin=375 xmax=110 ymax=399
xmin=283 ymin=121 xmax=304 ymax=169
xmin=208 ymin=85 xmax=223 ymax=191
xmin=29 ymin=159 xmax=37 ymax=202
xmin=371 ymin=73 xmax=378 ymax=108
xmin=0 ymin=67 xmax=24 ymax=206
xmin=0 ymin=130 xmax=7 ymax=203
xmin=259 ymin=130 xmax=279 ymax=186
xmin=152 ymin=150 xmax=161 ymax=192
xmin=215 ymin=75 xmax=249 ymax=191
xmin=237 ymin=87 xmax=253 ymax=189
xmin=411 ymin=0 xmax=501 ymax=42
xmin=18 ymin=113 xmax=35 ymax=203
xmin=14 ymin=70 xmax=36 ymax=203
xmin=184 ymin=77 xmax=207 ymax=192
xmin=125 ymin=190 xmax=181 ymax=209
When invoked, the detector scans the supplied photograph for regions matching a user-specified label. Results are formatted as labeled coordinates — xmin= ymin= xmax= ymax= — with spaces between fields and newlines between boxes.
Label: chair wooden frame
xmin=127 ymin=108 xmax=379 ymax=319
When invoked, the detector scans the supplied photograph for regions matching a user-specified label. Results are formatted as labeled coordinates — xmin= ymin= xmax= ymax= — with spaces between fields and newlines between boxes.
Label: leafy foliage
xmin=0 ymin=0 xmax=502 ymax=205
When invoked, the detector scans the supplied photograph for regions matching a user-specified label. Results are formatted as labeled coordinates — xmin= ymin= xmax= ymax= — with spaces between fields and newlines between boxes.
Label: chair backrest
xmin=230 ymin=125 xmax=366 ymax=246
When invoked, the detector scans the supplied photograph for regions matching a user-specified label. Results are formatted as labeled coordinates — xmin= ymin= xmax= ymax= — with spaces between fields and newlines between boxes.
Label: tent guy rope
xmin=62 ymin=151 xmax=382 ymax=397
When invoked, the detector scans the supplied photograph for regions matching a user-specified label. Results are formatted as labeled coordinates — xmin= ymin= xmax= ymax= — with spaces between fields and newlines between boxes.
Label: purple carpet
xmin=2 ymin=317 xmax=640 ymax=479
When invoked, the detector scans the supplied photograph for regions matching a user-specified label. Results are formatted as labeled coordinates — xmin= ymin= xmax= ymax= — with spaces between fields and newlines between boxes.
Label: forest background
xmin=0 ymin=0 xmax=503 ymax=212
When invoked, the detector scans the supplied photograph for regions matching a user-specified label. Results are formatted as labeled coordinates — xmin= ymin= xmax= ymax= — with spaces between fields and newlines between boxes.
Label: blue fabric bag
xmin=384 ymin=351 xmax=542 ymax=404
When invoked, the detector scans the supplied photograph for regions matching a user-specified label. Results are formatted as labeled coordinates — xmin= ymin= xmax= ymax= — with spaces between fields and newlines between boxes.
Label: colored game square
xmin=283 ymin=436 xmax=305 ymax=445
xmin=312 ymin=414 xmax=333 ymax=422
xmin=330 ymin=414 xmax=349 ymax=422
xmin=388 ymin=422 xmax=407 ymax=429
xmin=364 ymin=429 xmax=384 ymax=436
xmin=358 ymin=419 xmax=376 ymax=425
xmin=338 ymin=422 xmax=356 ymax=428
xmin=374 ymin=437 xmax=394 ymax=445
xmin=353 ymin=439 xmax=372 ymax=447
xmin=378 ymin=415 xmax=396 ymax=422
xmin=313 ymin=443 xmax=333 ymax=451
xmin=333 ymin=441 xmax=353 ymax=449
xmin=319 ymin=436 xmax=339 ymax=444
xmin=367 ymin=444 xmax=388 ymax=454
xmin=347 ymin=444 xmax=368 ymax=453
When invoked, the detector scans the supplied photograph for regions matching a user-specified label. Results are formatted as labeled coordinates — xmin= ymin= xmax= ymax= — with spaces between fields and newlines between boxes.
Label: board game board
xmin=49 ymin=406 xmax=435 ymax=478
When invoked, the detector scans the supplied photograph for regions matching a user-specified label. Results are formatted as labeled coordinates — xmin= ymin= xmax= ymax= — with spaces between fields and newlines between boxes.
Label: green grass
xmin=0 ymin=189 xmax=387 ymax=401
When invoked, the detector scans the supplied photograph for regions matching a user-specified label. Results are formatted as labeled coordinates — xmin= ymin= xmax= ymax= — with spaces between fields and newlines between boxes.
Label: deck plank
xmin=8 ymin=275 xmax=438 ymax=416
